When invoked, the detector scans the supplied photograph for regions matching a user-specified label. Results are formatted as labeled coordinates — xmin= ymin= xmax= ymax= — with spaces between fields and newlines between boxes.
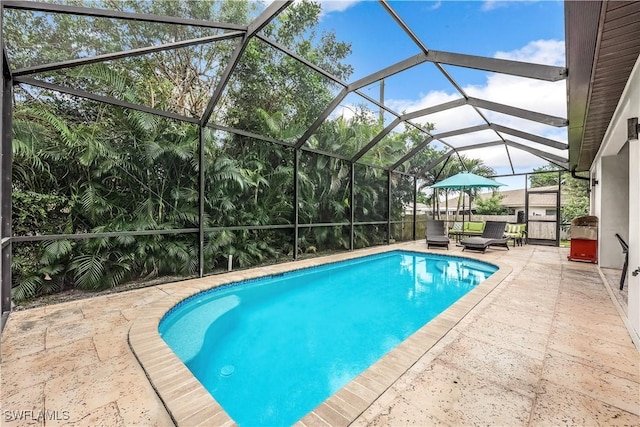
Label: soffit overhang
xmin=566 ymin=0 xmax=640 ymax=172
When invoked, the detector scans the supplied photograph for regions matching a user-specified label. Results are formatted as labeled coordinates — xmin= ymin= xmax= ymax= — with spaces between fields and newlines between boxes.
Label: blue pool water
xmin=159 ymin=251 xmax=497 ymax=426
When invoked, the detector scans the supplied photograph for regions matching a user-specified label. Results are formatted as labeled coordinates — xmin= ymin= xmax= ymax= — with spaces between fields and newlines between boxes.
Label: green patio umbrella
xmin=430 ymin=172 xmax=506 ymax=229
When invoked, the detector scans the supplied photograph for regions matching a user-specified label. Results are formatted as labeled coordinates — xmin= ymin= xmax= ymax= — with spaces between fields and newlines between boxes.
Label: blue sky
xmin=313 ymin=0 xmax=567 ymax=189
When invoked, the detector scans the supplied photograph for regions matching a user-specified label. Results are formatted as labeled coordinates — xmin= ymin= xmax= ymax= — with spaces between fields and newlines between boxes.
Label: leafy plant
xmin=475 ymin=192 xmax=509 ymax=215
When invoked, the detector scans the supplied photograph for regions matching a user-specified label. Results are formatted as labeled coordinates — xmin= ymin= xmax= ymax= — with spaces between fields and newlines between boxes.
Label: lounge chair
xmin=460 ymin=221 xmax=509 ymax=253
xmin=426 ymin=220 xmax=450 ymax=249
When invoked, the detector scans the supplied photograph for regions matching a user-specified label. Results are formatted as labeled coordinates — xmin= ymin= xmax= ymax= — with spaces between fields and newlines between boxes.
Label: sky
xmin=313 ymin=0 xmax=567 ymax=190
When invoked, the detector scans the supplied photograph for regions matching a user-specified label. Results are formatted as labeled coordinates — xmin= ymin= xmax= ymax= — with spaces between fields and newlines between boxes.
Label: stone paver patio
xmin=1 ymin=242 xmax=638 ymax=426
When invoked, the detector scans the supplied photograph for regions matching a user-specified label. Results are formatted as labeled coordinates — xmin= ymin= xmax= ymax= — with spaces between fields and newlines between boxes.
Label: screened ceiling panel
xmin=390 ymin=1 xmax=565 ymax=57
xmin=3 ymin=9 xmax=235 ymax=71
xmin=440 ymin=129 xmax=498 ymax=148
xmin=38 ymin=0 xmax=265 ymax=24
xmin=28 ymin=41 xmax=237 ymax=118
xmin=260 ymin=1 xmax=422 ymax=84
xmin=3 ymin=0 xmax=571 ymax=179
xmin=441 ymin=64 xmax=567 ymax=115
xmin=508 ymin=147 xmax=560 ymax=174
xmin=428 ymin=139 xmax=448 ymax=153
xmin=477 ymin=109 xmax=566 ymax=136
xmin=395 ymin=137 xmax=449 ymax=172
xmin=359 ymin=62 xmax=459 ymax=115
xmin=360 ymin=122 xmax=430 ymax=168
xmin=459 ymin=145 xmax=512 ymax=174
xmin=499 ymin=133 xmax=568 ymax=160
xmin=417 ymin=104 xmax=485 ymax=134
xmin=304 ymin=91 xmax=397 ymax=158
xmin=208 ymin=38 xmax=343 ymax=143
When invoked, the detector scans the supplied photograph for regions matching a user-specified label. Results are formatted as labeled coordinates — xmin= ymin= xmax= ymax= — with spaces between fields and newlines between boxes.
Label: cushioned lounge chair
xmin=426 ymin=220 xmax=450 ymax=249
xmin=460 ymin=221 xmax=509 ymax=253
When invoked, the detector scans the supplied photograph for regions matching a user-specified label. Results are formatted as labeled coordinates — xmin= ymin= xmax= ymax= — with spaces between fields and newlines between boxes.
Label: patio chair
xmin=448 ymin=221 xmax=464 ymax=242
xmin=460 ymin=221 xmax=509 ymax=253
xmin=615 ymin=233 xmax=629 ymax=290
xmin=426 ymin=220 xmax=450 ymax=249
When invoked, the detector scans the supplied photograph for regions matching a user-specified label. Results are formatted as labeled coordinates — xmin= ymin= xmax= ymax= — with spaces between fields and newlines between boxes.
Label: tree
xmin=9 ymin=1 xmax=356 ymax=299
xmin=529 ymin=164 xmax=561 ymax=188
xmin=561 ymin=175 xmax=589 ymax=225
xmin=6 ymin=0 xmax=502 ymax=300
xmin=475 ymin=192 xmax=509 ymax=215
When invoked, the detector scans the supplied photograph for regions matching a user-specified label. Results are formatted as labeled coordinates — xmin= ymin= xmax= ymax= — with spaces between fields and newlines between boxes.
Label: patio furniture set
xmin=426 ymin=220 xmax=527 ymax=253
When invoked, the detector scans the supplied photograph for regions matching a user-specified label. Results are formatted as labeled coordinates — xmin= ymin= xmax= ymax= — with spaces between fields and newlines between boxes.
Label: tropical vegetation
xmin=8 ymin=0 xmax=493 ymax=301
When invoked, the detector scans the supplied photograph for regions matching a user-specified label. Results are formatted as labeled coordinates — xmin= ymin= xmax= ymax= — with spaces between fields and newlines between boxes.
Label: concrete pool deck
xmin=1 ymin=242 xmax=639 ymax=426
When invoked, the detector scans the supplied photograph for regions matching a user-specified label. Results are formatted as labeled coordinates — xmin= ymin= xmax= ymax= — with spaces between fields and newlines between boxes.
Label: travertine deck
xmin=1 ymin=243 xmax=638 ymax=426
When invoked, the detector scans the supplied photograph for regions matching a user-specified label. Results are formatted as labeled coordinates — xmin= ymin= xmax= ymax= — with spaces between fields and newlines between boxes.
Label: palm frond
xmin=69 ymin=254 xmax=106 ymax=290
xmin=40 ymin=239 xmax=73 ymax=264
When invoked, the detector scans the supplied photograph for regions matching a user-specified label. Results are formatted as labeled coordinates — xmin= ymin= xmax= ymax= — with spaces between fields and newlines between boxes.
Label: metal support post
xmin=387 ymin=170 xmax=392 ymax=244
xmin=293 ymin=149 xmax=299 ymax=259
xmin=349 ymin=163 xmax=355 ymax=251
xmin=198 ymin=126 xmax=205 ymax=277
xmin=412 ymin=176 xmax=417 ymax=241
xmin=1 ymin=49 xmax=13 ymax=328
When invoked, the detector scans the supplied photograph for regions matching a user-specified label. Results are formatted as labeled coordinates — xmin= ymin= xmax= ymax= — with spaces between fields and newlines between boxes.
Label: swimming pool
xmin=159 ymin=250 xmax=497 ymax=426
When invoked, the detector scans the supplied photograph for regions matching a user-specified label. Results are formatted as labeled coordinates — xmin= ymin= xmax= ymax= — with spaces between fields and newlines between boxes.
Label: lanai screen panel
xmin=203 ymin=128 xmax=294 ymax=227
xmin=441 ymin=130 xmax=498 ymax=148
xmin=390 ymin=1 xmax=565 ymax=58
xmin=499 ymin=133 xmax=568 ymax=170
xmin=12 ymin=233 xmax=200 ymax=300
xmin=24 ymin=40 xmax=237 ymax=119
xmin=3 ymin=9 xmax=234 ymax=70
xmin=298 ymin=150 xmax=350 ymax=225
xmin=203 ymin=228 xmax=294 ymax=273
xmin=304 ymin=91 xmax=397 ymax=158
xmin=508 ymin=148 xmax=559 ymax=175
xmin=395 ymin=139 xmax=449 ymax=175
xmin=442 ymin=65 xmax=567 ymax=115
xmin=33 ymin=0 xmax=267 ymax=23
xmin=422 ymin=104 xmax=486 ymax=135
xmin=360 ymin=62 xmax=460 ymax=116
xmin=353 ymin=163 xmax=387 ymax=224
xmin=13 ymin=86 xmax=200 ymax=233
xmin=458 ymin=146 xmax=513 ymax=177
xmin=359 ymin=122 xmax=431 ymax=169
xmin=390 ymin=172 xmax=414 ymax=242
xmin=478 ymin=110 xmax=567 ymax=135
xmin=208 ymin=38 xmax=342 ymax=143
xmin=259 ymin=1 xmax=422 ymax=84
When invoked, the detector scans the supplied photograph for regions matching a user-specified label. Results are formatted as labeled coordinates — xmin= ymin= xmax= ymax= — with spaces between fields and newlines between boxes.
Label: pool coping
xmin=128 ymin=244 xmax=512 ymax=426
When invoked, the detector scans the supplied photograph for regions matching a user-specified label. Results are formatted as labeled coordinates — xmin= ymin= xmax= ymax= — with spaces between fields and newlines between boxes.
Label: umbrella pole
xmin=456 ymin=188 xmax=466 ymax=247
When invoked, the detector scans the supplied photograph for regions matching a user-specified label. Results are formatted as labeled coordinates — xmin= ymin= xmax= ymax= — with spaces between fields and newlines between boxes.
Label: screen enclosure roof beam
xmin=492 ymin=124 xmax=568 ymax=150
xmin=2 ymin=0 xmax=246 ymax=30
xmin=12 ymin=32 xmax=244 ymax=77
xmin=15 ymin=76 xmax=199 ymax=124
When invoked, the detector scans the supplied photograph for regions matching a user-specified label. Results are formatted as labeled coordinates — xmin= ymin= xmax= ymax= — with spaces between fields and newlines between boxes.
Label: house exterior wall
xmin=599 ymin=148 xmax=629 ymax=268
xmin=592 ymin=55 xmax=640 ymax=344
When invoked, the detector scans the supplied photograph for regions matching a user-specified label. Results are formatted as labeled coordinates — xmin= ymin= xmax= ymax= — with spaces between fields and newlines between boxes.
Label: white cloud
xmin=495 ymin=39 xmax=565 ymax=66
xmin=385 ymin=39 xmax=568 ymax=172
xmin=481 ymin=0 xmax=541 ymax=12
xmin=316 ymin=0 xmax=362 ymax=15
xmin=481 ymin=0 xmax=511 ymax=12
